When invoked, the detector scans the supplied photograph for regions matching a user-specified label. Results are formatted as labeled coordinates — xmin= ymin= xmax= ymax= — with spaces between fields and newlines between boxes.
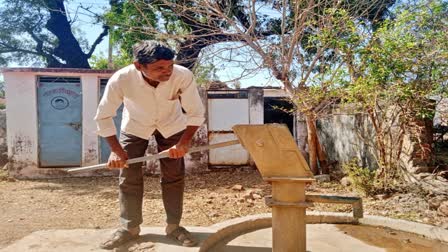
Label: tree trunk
xmin=306 ymin=115 xmax=330 ymax=174
xmin=316 ymin=135 xmax=330 ymax=174
xmin=296 ymin=112 xmax=309 ymax=161
xmin=306 ymin=115 xmax=319 ymax=175
xmin=45 ymin=0 xmax=90 ymax=68
xmin=367 ymin=108 xmax=387 ymax=176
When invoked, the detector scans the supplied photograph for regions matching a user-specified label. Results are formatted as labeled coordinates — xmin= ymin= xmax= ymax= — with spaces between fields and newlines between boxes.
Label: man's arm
xmin=94 ymin=76 xmax=127 ymax=168
xmin=179 ymin=73 xmax=206 ymax=127
xmin=95 ymin=76 xmax=124 ymax=138
xmin=168 ymin=72 xmax=205 ymax=159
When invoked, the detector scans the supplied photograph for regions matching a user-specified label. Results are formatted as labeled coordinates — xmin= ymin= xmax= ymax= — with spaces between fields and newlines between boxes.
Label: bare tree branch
xmin=87 ymin=25 xmax=109 ymax=58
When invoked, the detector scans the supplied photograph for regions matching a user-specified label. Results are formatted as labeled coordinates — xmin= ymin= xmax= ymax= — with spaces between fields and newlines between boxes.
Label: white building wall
xmin=208 ymin=97 xmax=250 ymax=166
xmin=208 ymin=98 xmax=249 ymax=130
xmin=3 ymin=69 xmax=114 ymax=178
xmin=81 ymin=75 xmax=101 ymax=166
xmin=263 ymin=88 xmax=288 ymax=98
xmin=249 ymin=88 xmax=264 ymax=124
xmin=4 ymin=72 xmax=38 ymax=167
xmin=207 ymin=89 xmax=266 ymax=166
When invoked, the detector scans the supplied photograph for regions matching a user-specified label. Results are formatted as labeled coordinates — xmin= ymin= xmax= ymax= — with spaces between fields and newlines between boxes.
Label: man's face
xmin=134 ymin=59 xmax=174 ymax=82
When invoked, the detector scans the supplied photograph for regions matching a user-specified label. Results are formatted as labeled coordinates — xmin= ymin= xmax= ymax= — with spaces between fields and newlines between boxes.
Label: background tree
xmin=0 ymin=0 xmax=109 ymax=68
xmin=103 ymin=0 xmax=249 ymax=70
xmin=331 ymin=0 xmax=448 ymax=192
xmin=102 ymin=0 xmax=395 ymax=174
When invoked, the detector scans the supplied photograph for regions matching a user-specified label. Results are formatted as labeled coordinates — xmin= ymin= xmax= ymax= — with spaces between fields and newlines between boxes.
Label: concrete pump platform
xmin=2 ymin=213 xmax=447 ymax=252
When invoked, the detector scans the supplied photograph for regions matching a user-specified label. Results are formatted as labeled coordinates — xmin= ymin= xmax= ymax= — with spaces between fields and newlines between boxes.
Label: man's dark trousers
xmin=118 ymin=130 xmax=185 ymax=229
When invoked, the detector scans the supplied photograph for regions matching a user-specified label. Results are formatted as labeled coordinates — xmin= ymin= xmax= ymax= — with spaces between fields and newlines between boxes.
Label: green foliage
xmin=310 ymin=0 xmax=448 ymax=112
xmin=0 ymin=0 xmax=52 ymax=66
xmin=342 ymin=159 xmax=377 ymax=197
xmin=105 ymin=1 xmax=228 ymax=69
xmin=193 ymin=63 xmax=218 ymax=87
xmin=89 ymin=55 xmax=109 ymax=70
xmin=328 ymin=0 xmax=448 ymax=186
xmin=89 ymin=52 xmax=133 ymax=70
xmin=345 ymin=0 xmax=448 ymax=105
xmin=104 ymin=1 xmax=158 ymax=57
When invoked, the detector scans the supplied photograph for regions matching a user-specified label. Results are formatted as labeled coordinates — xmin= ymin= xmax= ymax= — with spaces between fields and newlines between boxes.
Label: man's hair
xmin=132 ymin=40 xmax=175 ymax=64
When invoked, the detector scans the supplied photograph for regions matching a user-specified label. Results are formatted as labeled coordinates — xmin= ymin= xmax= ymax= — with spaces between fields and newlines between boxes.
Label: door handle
xmin=66 ymin=122 xmax=81 ymax=131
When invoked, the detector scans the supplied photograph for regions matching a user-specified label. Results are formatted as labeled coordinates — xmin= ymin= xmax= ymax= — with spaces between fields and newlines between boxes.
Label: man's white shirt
xmin=95 ymin=64 xmax=205 ymax=139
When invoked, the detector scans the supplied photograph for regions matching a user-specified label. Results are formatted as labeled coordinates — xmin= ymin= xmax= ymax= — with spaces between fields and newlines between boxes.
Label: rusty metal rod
xmin=67 ymin=140 xmax=240 ymax=173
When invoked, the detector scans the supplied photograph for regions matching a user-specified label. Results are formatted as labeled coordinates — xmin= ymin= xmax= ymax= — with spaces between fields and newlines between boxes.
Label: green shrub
xmin=342 ymin=159 xmax=377 ymax=197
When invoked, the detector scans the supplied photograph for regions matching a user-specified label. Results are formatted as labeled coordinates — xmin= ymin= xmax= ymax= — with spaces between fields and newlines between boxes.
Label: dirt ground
xmin=0 ymin=167 xmax=447 ymax=249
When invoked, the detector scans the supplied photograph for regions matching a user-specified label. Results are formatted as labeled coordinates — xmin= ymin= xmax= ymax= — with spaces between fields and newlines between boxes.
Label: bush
xmin=342 ymin=159 xmax=377 ymax=197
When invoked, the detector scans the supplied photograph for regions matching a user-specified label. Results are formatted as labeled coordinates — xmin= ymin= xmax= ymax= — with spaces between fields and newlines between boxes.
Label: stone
xmin=375 ymin=194 xmax=391 ymax=200
xmin=437 ymin=201 xmax=448 ymax=217
xmin=252 ymin=189 xmax=264 ymax=196
xmin=340 ymin=177 xmax=352 ymax=187
xmin=232 ymin=185 xmax=244 ymax=191
xmin=242 ymin=190 xmax=263 ymax=200
xmin=252 ymin=193 xmax=262 ymax=199
xmin=243 ymin=192 xmax=254 ymax=200
xmin=314 ymin=174 xmax=331 ymax=183
xmin=429 ymin=196 xmax=447 ymax=210
xmin=129 ymin=241 xmax=155 ymax=252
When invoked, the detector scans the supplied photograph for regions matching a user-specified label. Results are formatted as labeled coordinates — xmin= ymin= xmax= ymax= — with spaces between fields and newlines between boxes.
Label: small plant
xmin=0 ymin=168 xmax=9 ymax=181
xmin=342 ymin=159 xmax=377 ymax=197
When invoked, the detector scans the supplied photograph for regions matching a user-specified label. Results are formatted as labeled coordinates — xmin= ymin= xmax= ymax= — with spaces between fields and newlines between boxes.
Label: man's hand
xmin=107 ymin=148 xmax=129 ymax=168
xmin=168 ymin=139 xmax=190 ymax=159
xmin=167 ymin=126 xmax=199 ymax=159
